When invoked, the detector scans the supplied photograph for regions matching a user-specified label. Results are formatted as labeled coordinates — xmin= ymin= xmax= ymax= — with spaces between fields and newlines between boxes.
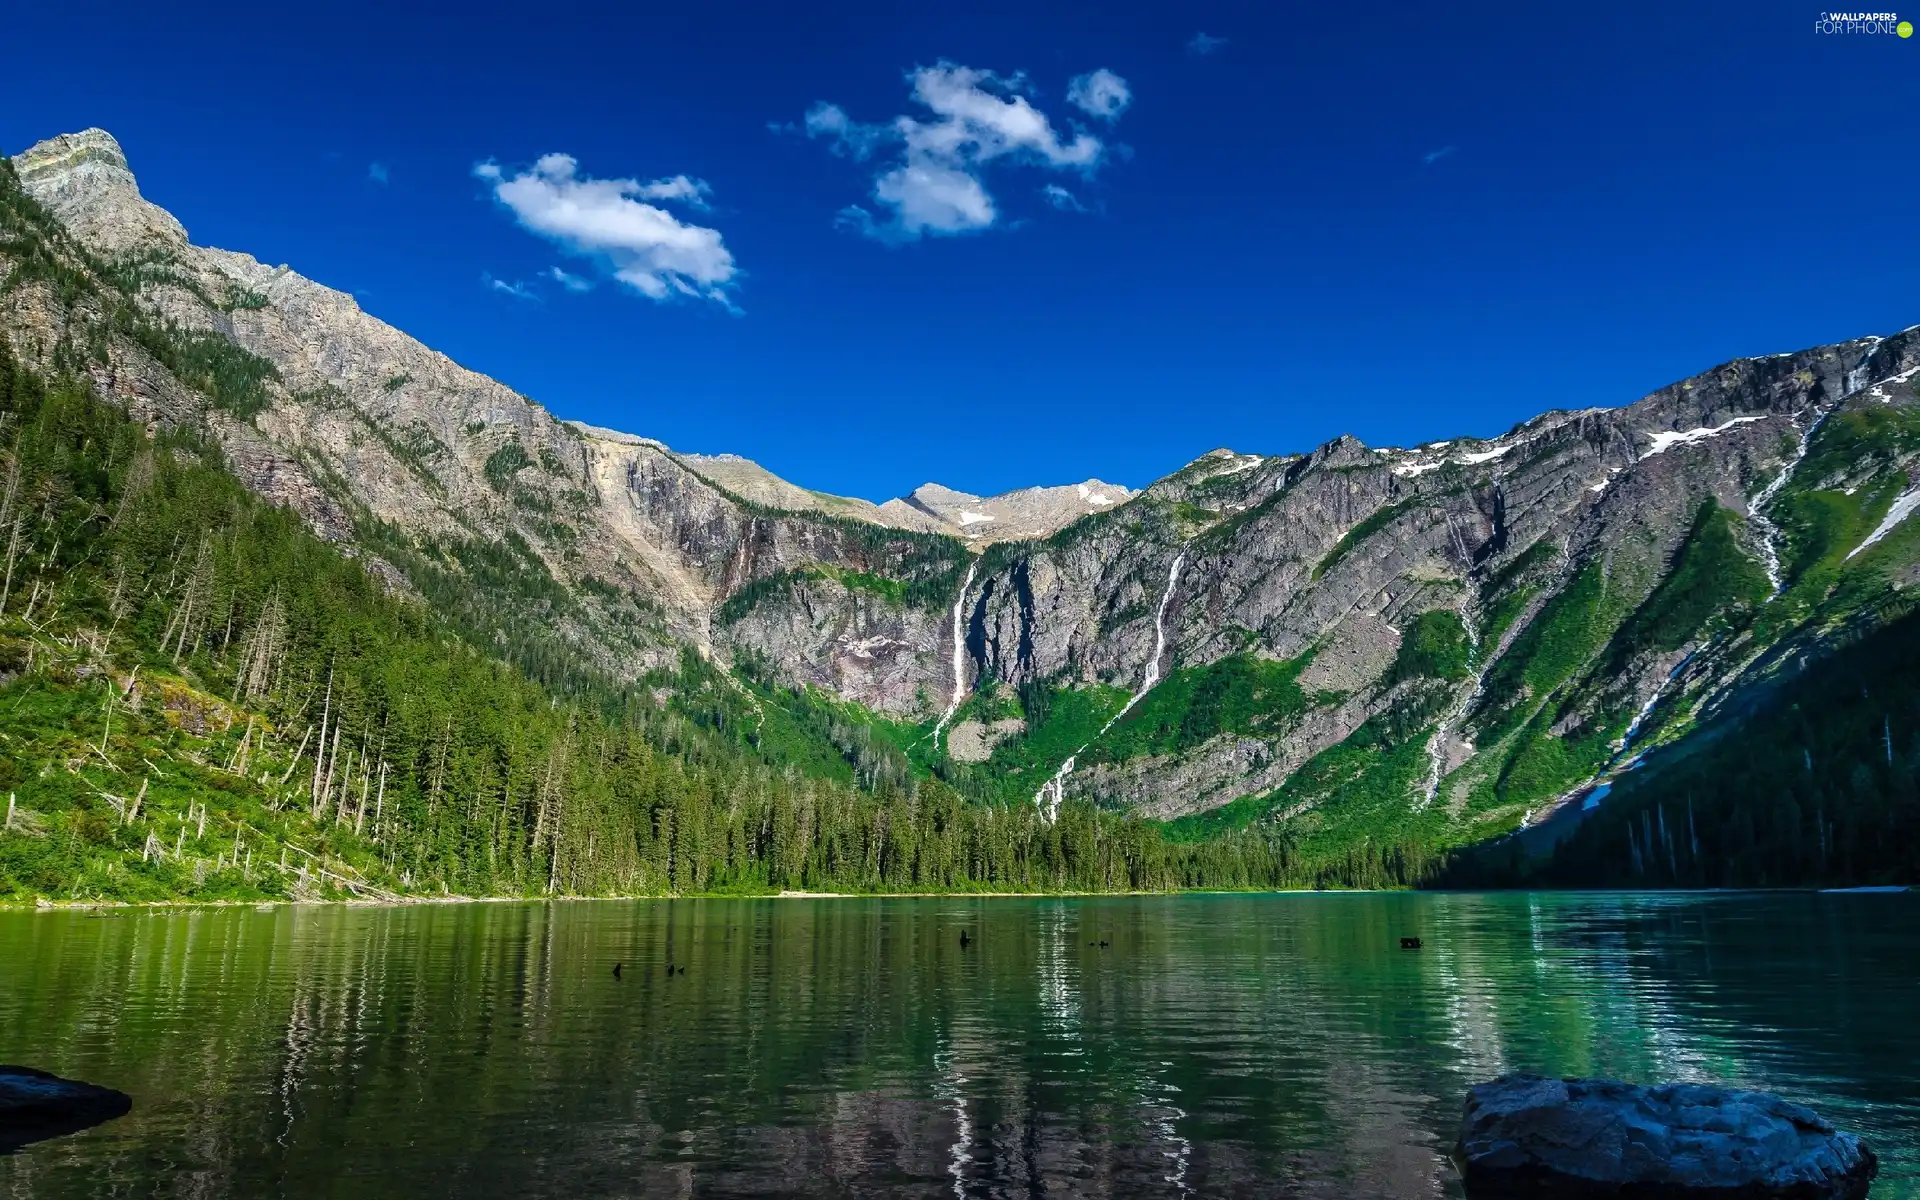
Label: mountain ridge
xmin=7 ymin=124 xmax=1919 ymax=873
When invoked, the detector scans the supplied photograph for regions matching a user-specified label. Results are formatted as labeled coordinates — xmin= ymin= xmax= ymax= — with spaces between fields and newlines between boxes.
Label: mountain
xmin=0 ymin=154 xmax=1305 ymax=902
xmin=7 ymin=126 xmax=1920 ymax=888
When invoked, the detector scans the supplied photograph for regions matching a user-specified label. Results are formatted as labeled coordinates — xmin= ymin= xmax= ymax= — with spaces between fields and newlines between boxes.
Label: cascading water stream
xmin=1618 ymin=652 xmax=1695 ymax=756
xmin=1418 ymin=603 xmax=1482 ymax=809
xmin=929 ymin=561 xmax=979 ymax=749
xmin=1034 ymin=551 xmax=1186 ymax=821
xmin=1749 ymin=355 xmax=1881 ymax=597
xmin=1099 ymin=553 xmax=1185 ymax=733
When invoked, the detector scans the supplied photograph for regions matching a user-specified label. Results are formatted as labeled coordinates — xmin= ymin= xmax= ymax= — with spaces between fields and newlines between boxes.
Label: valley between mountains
xmin=3 ymin=127 xmax=1918 ymax=900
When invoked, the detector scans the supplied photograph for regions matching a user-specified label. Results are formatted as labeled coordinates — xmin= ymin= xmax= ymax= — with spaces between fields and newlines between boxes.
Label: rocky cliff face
xmin=9 ymin=126 xmax=1919 ymax=855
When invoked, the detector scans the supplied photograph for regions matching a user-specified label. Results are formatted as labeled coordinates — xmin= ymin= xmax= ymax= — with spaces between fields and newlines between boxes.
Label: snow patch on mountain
xmin=1847 ymin=485 xmax=1920 ymax=560
xmin=1639 ymin=415 xmax=1768 ymax=460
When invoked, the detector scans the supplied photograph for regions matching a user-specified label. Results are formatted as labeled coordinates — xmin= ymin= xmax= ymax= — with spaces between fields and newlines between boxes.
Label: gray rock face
xmin=947 ymin=717 xmax=1026 ymax=763
xmin=1455 ymin=1074 xmax=1877 ymax=1199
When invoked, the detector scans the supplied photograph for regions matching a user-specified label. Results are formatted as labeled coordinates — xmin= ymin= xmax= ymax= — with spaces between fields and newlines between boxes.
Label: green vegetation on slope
xmin=1080 ymin=652 xmax=1316 ymax=766
xmin=1466 ymin=505 xmax=1765 ymax=815
xmin=1762 ymin=405 xmax=1920 ymax=630
xmin=1439 ymin=603 xmax=1920 ymax=889
xmin=1471 ymin=561 xmax=1616 ymax=745
xmin=1602 ymin=501 xmax=1767 ymax=671
xmin=1163 ymin=687 xmax=1456 ymax=886
xmin=1387 ymin=610 xmax=1472 ymax=685
xmin=944 ymin=682 xmax=1131 ymax=806
xmin=716 ymin=564 xmax=918 ymax=626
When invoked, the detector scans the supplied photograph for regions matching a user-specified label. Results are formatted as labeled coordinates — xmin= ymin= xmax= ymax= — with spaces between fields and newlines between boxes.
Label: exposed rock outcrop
xmin=0 ymin=1065 xmax=133 ymax=1153
xmin=1455 ymin=1074 xmax=1877 ymax=1199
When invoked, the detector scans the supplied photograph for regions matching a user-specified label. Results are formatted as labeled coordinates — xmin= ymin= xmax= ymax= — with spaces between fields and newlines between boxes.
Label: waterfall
xmin=930 ymin=561 xmax=979 ymax=748
xmin=1418 ymin=603 xmax=1482 ymax=808
xmin=1749 ymin=356 xmax=1882 ymax=597
xmin=1096 ymin=552 xmax=1185 ymax=735
xmin=1033 ymin=551 xmax=1187 ymax=821
xmin=1619 ymin=652 xmax=1694 ymax=754
xmin=1846 ymin=483 xmax=1920 ymax=561
xmin=1035 ymin=755 xmax=1076 ymax=823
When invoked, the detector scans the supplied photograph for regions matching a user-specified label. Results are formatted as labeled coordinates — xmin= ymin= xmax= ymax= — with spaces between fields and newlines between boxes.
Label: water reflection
xmin=0 ymin=893 xmax=1915 ymax=1198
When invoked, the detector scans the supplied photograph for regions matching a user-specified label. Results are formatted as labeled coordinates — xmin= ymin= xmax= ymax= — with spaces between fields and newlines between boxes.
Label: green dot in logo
xmin=1900 ymin=19 xmax=1914 ymax=35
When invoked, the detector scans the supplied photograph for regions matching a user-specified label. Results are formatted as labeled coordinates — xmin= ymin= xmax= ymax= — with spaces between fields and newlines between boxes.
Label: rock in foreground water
xmin=0 ymin=1065 xmax=133 ymax=1153
xmin=1456 ymin=1074 xmax=1876 ymax=1199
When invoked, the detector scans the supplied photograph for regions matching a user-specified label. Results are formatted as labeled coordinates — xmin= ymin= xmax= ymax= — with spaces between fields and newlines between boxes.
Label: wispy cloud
xmin=367 ymin=162 xmax=389 ymax=185
xmin=1067 ymin=69 xmax=1131 ymax=121
xmin=1187 ymin=32 xmax=1228 ymax=56
xmin=796 ymin=61 xmax=1126 ymax=242
xmin=632 ymin=174 xmax=712 ymax=209
xmin=474 ymin=154 xmax=738 ymax=306
xmin=1422 ymin=145 xmax=1457 ymax=165
xmin=547 ymin=266 xmax=592 ymax=292
xmin=1041 ymin=184 xmax=1085 ymax=212
xmin=483 ymin=273 xmax=537 ymax=300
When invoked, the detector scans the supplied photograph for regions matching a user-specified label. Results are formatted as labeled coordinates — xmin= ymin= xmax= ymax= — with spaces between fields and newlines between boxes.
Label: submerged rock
xmin=0 ymin=1065 xmax=133 ymax=1153
xmin=1456 ymin=1074 xmax=1876 ymax=1199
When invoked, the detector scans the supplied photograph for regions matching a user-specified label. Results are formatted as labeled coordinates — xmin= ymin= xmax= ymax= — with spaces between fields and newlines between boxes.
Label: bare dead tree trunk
xmin=0 ymin=516 xmax=21 ymax=617
xmin=311 ymin=668 xmax=334 ymax=814
xmin=280 ymin=723 xmax=314 ymax=786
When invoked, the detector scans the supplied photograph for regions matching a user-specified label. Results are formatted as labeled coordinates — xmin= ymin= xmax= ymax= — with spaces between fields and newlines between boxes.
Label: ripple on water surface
xmin=1 ymin=891 xmax=1915 ymax=1198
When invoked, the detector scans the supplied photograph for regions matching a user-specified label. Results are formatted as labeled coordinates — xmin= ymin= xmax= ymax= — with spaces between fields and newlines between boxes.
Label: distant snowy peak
xmin=897 ymin=478 xmax=1138 ymax=541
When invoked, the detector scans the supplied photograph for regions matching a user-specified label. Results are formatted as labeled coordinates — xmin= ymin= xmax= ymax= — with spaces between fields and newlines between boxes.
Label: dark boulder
xmin=0 ymin=1065 xmax=133 ymax=1154
xmin=1456 ymin=1074 xmax=1876 ymax=1199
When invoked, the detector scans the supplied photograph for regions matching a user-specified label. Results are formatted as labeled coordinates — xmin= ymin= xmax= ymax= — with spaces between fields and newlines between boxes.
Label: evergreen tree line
xmin=0 ymin=333 xmax=1362 ymax=900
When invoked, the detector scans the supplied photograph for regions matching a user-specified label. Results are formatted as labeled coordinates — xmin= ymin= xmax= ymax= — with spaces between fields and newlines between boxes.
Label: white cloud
xmin=632 ymin=174 xmax=712 ymax=208
xmin=484 ymin=273 xmax=536 ymax=300
xmin=800 ymin=61 xmax=1125 ymax=241
xmin=1041 ymin=184 xmax=1084 ymax=211
xmin=547 ymin=266 xmax=592 ymax=292
xmin=367 ymin=162 xmax=389 ymax=185
xmin=1187 ymin=32 xmax=1228 ymax=56
xmin=474 ymin=154 xmax=738 ymax=305
xmin=1067 ymin=69 xmax=1131 ymax=121
xmin=802 ymin=104 xmax=888 ymax=160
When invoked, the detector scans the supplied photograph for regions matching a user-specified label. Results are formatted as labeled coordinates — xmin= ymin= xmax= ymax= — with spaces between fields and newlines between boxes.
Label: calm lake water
xmin=1 ymin=892 xmax=1915 ymax=1198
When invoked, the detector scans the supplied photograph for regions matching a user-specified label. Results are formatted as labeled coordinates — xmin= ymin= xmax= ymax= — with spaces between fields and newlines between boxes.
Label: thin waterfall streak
xmin=1035 ymin=550 xmax=1186 ymax=819
xmin=1620 ymin=652 xmax=1695 ymax=753
xmin=931 ymin=561 xmax=979 ymax=749
xmin=1750 ymin=357 xmax=1885 ymax=597
xmin=1419 ymin=601 xmax=1482 ymax=808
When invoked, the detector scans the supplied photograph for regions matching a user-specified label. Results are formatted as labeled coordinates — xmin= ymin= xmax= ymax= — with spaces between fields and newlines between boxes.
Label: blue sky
xmin=4 ymin=0 xmax=1916 ymax=501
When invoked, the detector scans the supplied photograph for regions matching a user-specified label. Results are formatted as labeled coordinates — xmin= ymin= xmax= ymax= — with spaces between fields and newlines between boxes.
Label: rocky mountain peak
xmin=12 ymin=128 xmax=188 ymax=251
xmin=1308 ymin=432 xmax=1380 ymax=470
xmin=15 ymin=127 xmax=130 ymax=173
xmin=890 ymin=477 xmax=1136 ymax=541
xmin=907 ymin=482 xmax=982 ymax=508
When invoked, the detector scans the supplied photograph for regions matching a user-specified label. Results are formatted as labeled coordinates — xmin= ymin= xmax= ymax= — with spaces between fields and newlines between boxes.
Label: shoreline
xmin=0 ymin=884 xmax=1909 ymax=914
xmin=0 ymin=887 xmax=1325 ymax=912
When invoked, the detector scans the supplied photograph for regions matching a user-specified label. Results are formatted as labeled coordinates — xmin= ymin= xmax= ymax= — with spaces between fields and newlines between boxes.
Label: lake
xmin=1 ymin=892 xmax=1914 ymax=1197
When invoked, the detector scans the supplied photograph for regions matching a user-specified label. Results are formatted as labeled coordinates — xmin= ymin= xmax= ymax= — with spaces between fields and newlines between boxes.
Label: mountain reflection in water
xmin=1 ymin=892 xmax=1915 ymax=1198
